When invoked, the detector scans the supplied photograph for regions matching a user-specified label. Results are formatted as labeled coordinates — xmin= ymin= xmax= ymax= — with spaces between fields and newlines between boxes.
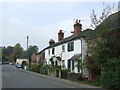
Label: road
xmin=2 ymin=65 xmax=100 ymax=89
xmin=2 ymin=65 xmax=73 ymax=88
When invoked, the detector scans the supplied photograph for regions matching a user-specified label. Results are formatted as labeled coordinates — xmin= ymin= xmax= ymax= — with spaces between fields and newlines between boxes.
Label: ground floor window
xmin=55 ymin=61 xmax=58 ymax=65
xmin=72 ymin=60 xmax=74 ymax=71
xmin=62 ymin=60 xmax=65 ymax=68
xmin=62 ymin=60 xmax=65 ymax=65
xmin=68 ymin=60 xmax=70 ymax=69
xmin=67 ymin=60 xmax=75 ymax=71
xmin=51 ymin=61 xmax=54 ymax=65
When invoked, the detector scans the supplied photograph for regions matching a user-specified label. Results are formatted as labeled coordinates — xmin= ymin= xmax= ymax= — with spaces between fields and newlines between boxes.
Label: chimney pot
xmin=74 ymin=19 xmax=82 ymax=35
xmin=49 ymin=39 xmax=55 ymax=46
xmin=58 ymin=30 xmax=64 ymax=41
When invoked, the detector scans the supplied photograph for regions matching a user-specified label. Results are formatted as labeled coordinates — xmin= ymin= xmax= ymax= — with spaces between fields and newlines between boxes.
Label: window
xmin=72 ymin=61 xmax=74 ymax=71
xmin=68 ymin=42 xmax=74 ymax=52
xmin=48 ymin=50 xmax=50 ymax=55
xmin=62 ymin=45 xmax=65 ymax=52
xmin=52 ymin=48 xmax=55 ymax=54
xmin=68 ymin=60 xmax=71 ymax=69
xmin=51 ymin=61 xmax=54 ymax=65
xmin=55 ymin=61 xmax=58 ymax=65
xmin=62 ymin=60 xmax=65 ymax=65
xmin=45 ymin=61 xmax=47 ymax=64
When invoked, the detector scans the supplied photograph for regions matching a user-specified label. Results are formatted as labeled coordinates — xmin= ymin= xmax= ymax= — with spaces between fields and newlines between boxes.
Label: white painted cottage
xmin=43 ymin=19 xmax=93 ymax=77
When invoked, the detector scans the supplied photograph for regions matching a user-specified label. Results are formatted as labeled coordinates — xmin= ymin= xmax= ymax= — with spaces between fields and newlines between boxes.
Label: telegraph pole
xmin=27 ymin=36 xmax=29 ymax=51
xmin=27 ymin=36 xmax=29 ymax=66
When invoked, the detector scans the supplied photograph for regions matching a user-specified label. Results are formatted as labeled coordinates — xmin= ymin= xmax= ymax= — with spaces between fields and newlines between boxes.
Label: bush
xmin=29 ymin=64 xmax=41 ymax=73
xmin=61 ymin=69 xmax=68 ymax=79
xmin=101 ymin=58 xmax=120 ymax=89
xmin=67 ymin=73 xmax=82 ymax=81
xmin=49 ymin=65 xmax=61 ymax=72
xmin=89 ymin=75 xmax=101 ymax=86
xmin=40 ymin=65 xmax=50 ymax=75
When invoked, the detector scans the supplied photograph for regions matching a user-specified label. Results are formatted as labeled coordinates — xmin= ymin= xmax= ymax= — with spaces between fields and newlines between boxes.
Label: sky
xmin=0 ymin=0 xmax=119 ymax=52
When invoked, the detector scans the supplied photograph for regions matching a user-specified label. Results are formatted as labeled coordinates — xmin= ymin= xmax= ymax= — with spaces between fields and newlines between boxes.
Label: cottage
xmin=43 ymin=19 xmax=94 ymax=78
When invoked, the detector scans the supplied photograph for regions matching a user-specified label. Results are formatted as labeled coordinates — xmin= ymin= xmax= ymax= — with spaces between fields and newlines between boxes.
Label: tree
xmin=2 ymin=47 xmax=8 ymax=62
xmin=8 ymin=53 xmax=14 ymax=62
xmin=13 ymin=43 xmax=23 ymax=61
xmin=90 ymin=2 xmax=115 ymax=28
xmin=26 ymin=45 xmax=38 ymax=61
xmin=0 ymin=47 xmax=2 ymax=62
xmin=85 ymin=29 xmax=120 ymax=81
xmin=2 ymin=46 xmax=14 ymax=62
xmin=86 ymin=10 xmax=120 ymax=88
xmin=7 ymin=46 xmax=14 ymax=55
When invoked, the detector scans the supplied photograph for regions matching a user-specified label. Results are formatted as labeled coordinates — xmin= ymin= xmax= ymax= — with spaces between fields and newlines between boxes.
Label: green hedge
xmin=49 ymin=65 xmax=61 ymax=72
xmin=39 ymin=65 xmax=50 ymax=75
xmin=61 ymin=69 xmax=68 ymax=79
xmin=67 ymin=73 xmax=82 ymax=81
xmin=29 ymin=64 xmax=41 ymax=73
xmin=101 ymin=58 xmax=120 ymax=89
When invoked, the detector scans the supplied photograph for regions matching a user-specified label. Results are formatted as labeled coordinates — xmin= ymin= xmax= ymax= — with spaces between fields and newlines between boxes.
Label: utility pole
xmin=27 ymin=36 xmax=29 ymax=51
xmin=27 ymin=36 xmax=29 ymax=65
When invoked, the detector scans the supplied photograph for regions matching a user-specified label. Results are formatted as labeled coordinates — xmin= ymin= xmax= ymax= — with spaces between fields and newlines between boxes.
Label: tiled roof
xmin=37 ymin=29 xmax=94 ymax=54
xmin=47 ymin=29 xmax=94 ymax=48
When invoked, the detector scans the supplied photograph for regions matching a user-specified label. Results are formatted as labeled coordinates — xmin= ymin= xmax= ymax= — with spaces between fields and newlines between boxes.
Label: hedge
xmin=101 ymin=58 xmax=120 ymax=89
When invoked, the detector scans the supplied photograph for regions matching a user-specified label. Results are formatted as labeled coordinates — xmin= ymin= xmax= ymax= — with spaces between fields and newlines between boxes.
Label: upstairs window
xmin=62 ymin=45 xmax=65 ymax=52
xmin=48 ymin=50 xmax=50 ymax=55
xmin=68 ymin=42 xmax=74 ymax=52
xmin=52 ymin=48 xmax=55 ymax=55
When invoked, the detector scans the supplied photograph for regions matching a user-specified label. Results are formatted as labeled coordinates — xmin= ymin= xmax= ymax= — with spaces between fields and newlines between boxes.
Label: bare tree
xmin=90 ymin=2 xmax=115 ymax=29
xmin=118 ymin=1 xmax=120 ymax=11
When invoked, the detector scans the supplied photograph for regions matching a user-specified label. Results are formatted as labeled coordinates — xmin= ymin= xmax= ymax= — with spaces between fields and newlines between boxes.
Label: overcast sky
xmin=0 ymin=1 xmax=118 ymax=51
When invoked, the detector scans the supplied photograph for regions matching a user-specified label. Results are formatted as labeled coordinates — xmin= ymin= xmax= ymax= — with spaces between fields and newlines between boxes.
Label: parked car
xmin=2 ymin=62 xmax=9 ymax=64
xmin=9 ymin=62 xmax=14 ymax=65
xmin=15 ymin=63 xmax=22 ymax=68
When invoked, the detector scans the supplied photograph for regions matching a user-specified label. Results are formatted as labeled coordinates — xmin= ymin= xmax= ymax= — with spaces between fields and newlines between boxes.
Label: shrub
xmin=49 ymin=65 xmax=61 ymax=72
xmin=89 ymin=75 xmax=101 ymax=86
xmin=29 ymin=64 xmax=41 ymax=73
xmin=40 ymin=65 xmax=50 ymax=75
xmin=101 ymin=58 xmax=120 ymax=89
xmin=67 ymin=73 xmax=82 ymax=81
xmin=61 ymin=69 xmax=68 ymax=79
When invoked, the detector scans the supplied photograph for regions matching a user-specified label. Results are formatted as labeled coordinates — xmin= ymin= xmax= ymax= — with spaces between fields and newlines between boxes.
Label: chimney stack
xmin=58 ymin=30 xmax=64 ymax=41
xmin=74 ymin=19 xmax=82 ymax=35
xmin=49 ymin=39 xmax=55 ymax=46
